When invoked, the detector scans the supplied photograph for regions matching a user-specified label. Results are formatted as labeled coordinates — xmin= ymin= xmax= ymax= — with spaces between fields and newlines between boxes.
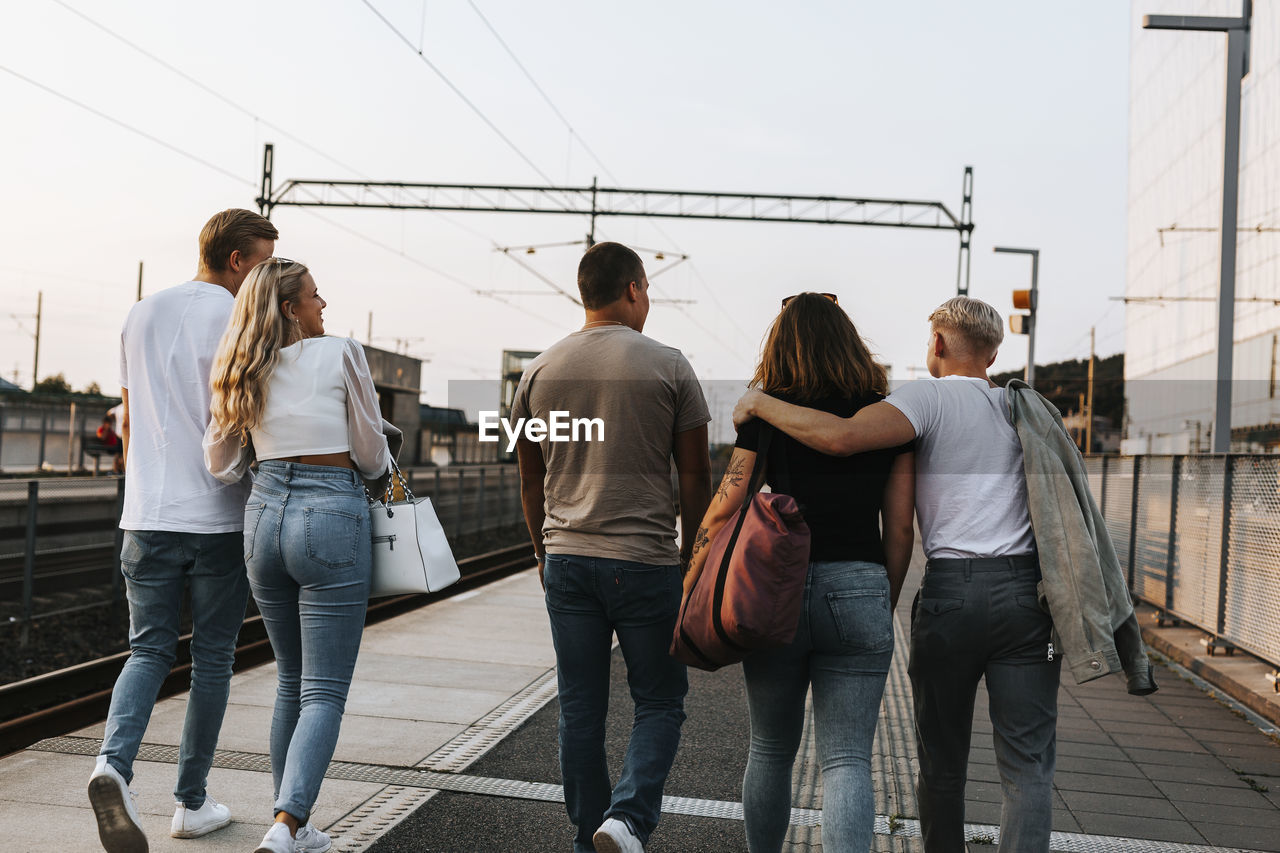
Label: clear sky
xmin=0 ymin=0 xmax=1135 ymax=429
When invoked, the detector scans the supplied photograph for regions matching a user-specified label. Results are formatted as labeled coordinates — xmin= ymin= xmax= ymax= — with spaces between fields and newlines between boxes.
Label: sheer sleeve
xmin=203 ymin=421 xmax=254 ymax=484
xmin=341 ymin=338 xmax=394 ymax=481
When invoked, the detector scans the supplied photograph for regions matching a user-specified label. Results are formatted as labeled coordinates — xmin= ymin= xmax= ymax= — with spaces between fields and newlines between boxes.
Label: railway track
xmin=0 ymin=542 xmax=536 ymax=756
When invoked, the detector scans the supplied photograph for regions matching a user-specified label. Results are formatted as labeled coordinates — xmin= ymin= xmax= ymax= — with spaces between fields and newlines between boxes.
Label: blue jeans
xmin=909 ymin=556 xmax=1061 ymax=853
xmin=741 ymin=561 xmax=894 ymax=853
xmin=246 ymin=461 xmax=371 ymax=823
xmin=543 ymin=554 xmax=688 ymax=853
xmin=100 ymin=530 xmax=249 ymax=808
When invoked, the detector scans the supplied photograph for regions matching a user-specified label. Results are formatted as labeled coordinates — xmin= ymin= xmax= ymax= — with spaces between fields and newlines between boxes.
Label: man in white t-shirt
xmin=88 ymin=210 xmax=277 ymax=853
xmin=733 ymin=297 xmax=1058 ymax=853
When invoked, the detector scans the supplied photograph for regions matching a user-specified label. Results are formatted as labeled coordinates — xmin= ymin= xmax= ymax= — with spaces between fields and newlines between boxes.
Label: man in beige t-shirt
xmin=514 ymin=241 xmax=712 ymax=853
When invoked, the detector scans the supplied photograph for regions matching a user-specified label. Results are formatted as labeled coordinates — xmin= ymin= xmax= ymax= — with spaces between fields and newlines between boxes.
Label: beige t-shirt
xmin=511 ymin=326 xmax=710 ymax=565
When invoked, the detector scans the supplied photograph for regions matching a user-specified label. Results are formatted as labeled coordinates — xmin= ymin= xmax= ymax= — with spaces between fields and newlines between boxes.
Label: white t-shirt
xmin=884 ymin=376 xmax=1035 ymax=559
xmin=119 ymin=281 xmax=250 ymax=533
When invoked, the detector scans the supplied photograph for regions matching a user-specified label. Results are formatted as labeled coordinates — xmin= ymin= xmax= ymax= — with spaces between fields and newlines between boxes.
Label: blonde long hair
xmin=209 ymin=259 xmax=310 ymax=443
xmin=751 ymin=292 xmax=887 ymax=402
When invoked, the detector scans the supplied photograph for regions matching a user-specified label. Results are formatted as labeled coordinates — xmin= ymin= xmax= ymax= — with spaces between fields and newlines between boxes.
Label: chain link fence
xmin=1100 ymin=454 xmax=1280 ymax=671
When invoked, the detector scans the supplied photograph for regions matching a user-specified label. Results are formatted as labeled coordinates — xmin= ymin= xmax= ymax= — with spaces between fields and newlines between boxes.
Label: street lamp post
xmin=1143 ymin=2 xmax=1251 ymax=453
xmin=994 ymin=247 xmax=1040 ymax=387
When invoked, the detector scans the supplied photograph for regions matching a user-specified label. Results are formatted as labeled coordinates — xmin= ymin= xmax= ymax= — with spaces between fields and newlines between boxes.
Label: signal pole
xmin=995 ymin=247 xmax=1040 ymax=387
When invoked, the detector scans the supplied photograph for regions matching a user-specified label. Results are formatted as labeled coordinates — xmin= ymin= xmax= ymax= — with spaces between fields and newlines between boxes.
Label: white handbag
xmin=367 ymin=462 xmax=461 ymax=598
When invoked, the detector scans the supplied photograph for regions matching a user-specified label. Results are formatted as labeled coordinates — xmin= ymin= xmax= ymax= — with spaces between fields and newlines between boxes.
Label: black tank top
xmin=734 ymin=393 xmax=910 ymax=564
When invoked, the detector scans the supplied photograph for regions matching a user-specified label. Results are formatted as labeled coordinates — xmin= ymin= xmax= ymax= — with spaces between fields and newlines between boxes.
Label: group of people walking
xmin=84 ymin=209 xmax=1154 ymax=853
xmin=515 ymin=242 xmax=1156 ymax=853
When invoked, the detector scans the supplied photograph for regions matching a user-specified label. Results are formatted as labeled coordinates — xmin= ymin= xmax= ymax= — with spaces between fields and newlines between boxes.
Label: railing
xmin=1088 ymin=454 xmax=1280 ymax=674
xmin=5 ymin=455 xmax=732 ymax=645
xmin=0 ymin=464 xmax=525 ymax=643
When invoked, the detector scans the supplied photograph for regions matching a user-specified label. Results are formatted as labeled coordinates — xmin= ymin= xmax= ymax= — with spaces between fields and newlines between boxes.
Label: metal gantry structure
xmin=255 ymin=144 xmax=977 ymax=296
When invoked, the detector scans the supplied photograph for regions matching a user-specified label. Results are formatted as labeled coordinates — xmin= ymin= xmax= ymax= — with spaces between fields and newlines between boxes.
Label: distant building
xmin=362 ymin=345 xmax=423 ymax=466
xmin=1125 ymin=2 xmax=1280 ymax=452
xmin=0 ymin=377 xmax=25 ymax=395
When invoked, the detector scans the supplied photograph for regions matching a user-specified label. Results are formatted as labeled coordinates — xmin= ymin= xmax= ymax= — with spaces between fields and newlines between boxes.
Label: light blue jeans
xmin=741 ymin=561 xmax=894 ymax=853
xmin=246 ymin=461 xmax=371 ymax=823
xmin=543 ymin=554 xmax=688 ymax=853
xmin=100 ymin=530 xmax=249 ymax=808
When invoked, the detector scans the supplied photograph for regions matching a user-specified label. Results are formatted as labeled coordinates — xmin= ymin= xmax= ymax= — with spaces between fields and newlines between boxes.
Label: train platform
xmin=4 ymin=559 xmax=1280 ymax=853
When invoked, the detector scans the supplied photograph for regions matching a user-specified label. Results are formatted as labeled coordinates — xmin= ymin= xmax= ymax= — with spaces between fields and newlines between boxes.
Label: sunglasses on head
xmin=267 ymin=257 xmax=297 ymax=265
xmin=781 ymin=292 xmax=838 ymax=308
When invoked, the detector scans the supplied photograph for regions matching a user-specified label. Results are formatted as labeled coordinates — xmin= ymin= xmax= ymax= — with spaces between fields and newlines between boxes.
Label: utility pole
xmin=31 ymin=291 xmax=42 ymax=390
xmin=137 ymin=261 xmax=143 ymax=302
xmin=1086 ymin=327 xmax=1096 ymax=454
xmin=367 ymin=312 xmax=373 ymax=345
xmin=1144 ymin=2 xmax=1251 ymax=453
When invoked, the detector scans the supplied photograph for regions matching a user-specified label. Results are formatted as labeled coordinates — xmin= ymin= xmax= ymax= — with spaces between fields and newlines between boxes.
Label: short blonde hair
xmin=928 ymin=296 xmax=1004 ymax=355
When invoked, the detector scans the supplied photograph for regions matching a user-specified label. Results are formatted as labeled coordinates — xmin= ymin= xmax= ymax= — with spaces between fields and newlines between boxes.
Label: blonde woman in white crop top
xmin=203 ymin=258 xmax=394 ymax=853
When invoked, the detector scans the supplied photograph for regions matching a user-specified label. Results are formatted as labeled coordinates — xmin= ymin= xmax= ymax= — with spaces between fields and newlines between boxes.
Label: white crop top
xmin=204 ymin=336 xmax=393 ymax=483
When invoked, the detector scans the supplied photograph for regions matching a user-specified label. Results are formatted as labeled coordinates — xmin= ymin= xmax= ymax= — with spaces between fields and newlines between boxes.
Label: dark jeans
xmin=100 ymin=530 xmax=250 ymax=808
xmin=543 ymin=554 xmax=688 ymax=853
xmin=908 ymin=556 xmax=1062 ymax=853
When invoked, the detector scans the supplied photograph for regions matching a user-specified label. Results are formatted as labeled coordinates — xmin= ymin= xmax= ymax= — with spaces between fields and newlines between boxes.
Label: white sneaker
xmin=593 ymin=817 xmax=644 ymax=853
xmin=294 ymin=822 xmax=332 ymax=853
xmin=170 ymin=793 xmax=232 ymax=838
xmin=255 ymin=821 xmax=296 ymax=853
xmin=87 ymin=755 xmax=148 ymax=853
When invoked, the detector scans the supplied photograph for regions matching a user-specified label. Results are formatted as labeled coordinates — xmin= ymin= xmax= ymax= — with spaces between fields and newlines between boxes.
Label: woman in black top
xmin=680 ymin=293 xmax=914 ymax=852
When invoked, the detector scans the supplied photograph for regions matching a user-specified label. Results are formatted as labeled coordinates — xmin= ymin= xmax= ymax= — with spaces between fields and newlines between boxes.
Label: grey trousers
xmin=908 ymin=556 xmax=1062 ymax=853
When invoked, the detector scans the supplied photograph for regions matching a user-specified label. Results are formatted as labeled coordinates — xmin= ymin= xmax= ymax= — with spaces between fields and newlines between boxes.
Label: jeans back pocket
xmin=304 ymin=507 xmax=361 ymax=568
xmin=826 ymin=589 xmax=893 ymax=654
xmin=243 ymin=503 xmax=267 ymax=561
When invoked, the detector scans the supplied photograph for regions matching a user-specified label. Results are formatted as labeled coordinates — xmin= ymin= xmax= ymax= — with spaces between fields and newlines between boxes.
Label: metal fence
xmin=5 ymin=454 xmax=733 ymax=644
xmin=1 ymin=464 xmax=526 ymax=642
xmin=1088 ymin=454 xmax=1280 ymax=671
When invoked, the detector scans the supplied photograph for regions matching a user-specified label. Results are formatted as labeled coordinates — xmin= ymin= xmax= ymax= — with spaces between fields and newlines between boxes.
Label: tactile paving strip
xmin=418 ymin=667 xmax=560 ymax=772
xmin=27 ymin=735 xmax=1270 ymax=853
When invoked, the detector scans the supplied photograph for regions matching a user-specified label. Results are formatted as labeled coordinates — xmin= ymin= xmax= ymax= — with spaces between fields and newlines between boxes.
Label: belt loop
xmin=963 ymin=559 xmax=972 ymax=582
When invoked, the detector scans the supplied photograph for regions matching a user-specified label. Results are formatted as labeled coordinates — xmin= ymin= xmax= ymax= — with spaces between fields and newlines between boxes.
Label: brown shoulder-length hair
xmin=750 ymin=292 xmax=888 ymax=402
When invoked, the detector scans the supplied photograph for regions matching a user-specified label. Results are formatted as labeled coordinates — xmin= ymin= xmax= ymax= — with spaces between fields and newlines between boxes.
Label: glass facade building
xmin=1126 ymin=1 xmax=1280 ymax=451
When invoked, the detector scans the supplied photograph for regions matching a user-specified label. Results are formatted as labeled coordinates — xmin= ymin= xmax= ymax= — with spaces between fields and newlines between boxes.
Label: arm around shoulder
xmin=735 ymin=392 xmax=914 ymax=456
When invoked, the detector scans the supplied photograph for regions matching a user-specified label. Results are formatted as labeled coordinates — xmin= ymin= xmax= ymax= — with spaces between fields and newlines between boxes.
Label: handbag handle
xmin=364 ymin=459 xmax=414 ymax=508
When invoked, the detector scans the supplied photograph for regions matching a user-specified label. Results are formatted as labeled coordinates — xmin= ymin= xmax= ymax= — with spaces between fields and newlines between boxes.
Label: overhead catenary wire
xmin=458 ymin=2 xmax=755 ymax=359
xmin=45 ymin=0 xmax=499 ymax=249
xmin=463 ymin=0 xmax=618 ymax=186
xmin=46 ymin=0 xmax=366 ymax=179
xmin=0 ymin=59 xmax=563 ymax=338
xmin=359 ymin=0 xmax=563 ymax=191
xmin=0 ymin=63 xmax=248 ymax=186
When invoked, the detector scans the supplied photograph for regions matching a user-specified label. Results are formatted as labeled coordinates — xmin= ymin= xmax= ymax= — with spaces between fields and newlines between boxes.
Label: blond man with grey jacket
xmin=732 ymin=297 xmax=1152 ymax=853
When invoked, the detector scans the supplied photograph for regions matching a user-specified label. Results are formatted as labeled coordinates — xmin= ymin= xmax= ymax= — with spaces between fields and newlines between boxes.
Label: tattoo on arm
xmin=692 ymin=525 xmax=709 ymax=555
xmin=717 ymin=456 xmax=748 ymax=500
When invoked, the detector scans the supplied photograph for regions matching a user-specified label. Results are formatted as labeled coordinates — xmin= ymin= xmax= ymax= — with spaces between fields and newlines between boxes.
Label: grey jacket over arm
xmin=1006 ymin=379 xmax=1157 ymax=695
